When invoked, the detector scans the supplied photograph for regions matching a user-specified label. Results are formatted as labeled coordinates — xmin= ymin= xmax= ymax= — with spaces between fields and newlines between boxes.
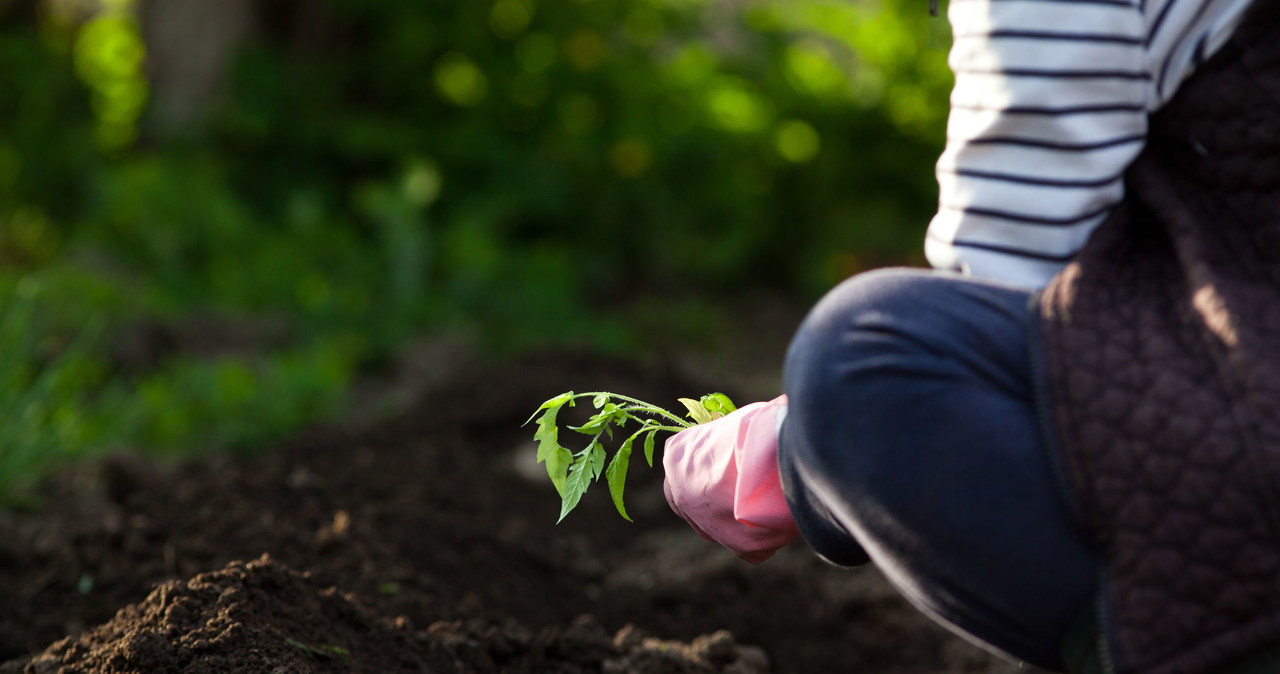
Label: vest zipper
xmin=1094 ymin=593 xmax=1118 ymax=674
xmin=1025 ymin=291 xmax=1090 ymax=539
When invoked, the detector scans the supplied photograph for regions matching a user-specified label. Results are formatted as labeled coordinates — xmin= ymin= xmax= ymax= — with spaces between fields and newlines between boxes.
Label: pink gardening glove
xmin=662 ymin=395 xmax=799 ymax=564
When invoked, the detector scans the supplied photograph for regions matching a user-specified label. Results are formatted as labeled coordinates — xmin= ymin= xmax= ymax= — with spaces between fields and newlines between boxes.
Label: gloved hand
xmin=662 ymin=395 xmax=799 ymax=564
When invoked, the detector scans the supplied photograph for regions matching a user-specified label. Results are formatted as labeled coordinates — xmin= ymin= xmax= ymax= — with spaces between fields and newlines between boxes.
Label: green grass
xmin=0 ymin=271 xmax=364 ymax=505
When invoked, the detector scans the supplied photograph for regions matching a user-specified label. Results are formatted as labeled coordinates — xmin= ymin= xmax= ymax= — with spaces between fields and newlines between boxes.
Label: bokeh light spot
xmin=775 ymin=119 xmax=820 ymax=163
xmin=664 ymin=43 xmax=716 ymax=86
xmin=434 ymin=52 xmax=489 ymax=107
xmin=402 ymin=160 xmax=442 ymax=207
xmin=784 ymin=40 xmax=848 ymax=100
xmin=706 ymin=81 xmax=769 ymax=134
xmin=74 ymin=8 xmax=148 ymax=151
xmin=490 ymin=0 xmax=534 ymax=40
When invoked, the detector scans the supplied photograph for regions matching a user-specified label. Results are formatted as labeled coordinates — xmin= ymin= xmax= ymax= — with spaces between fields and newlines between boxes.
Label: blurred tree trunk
xmin=138 ymin=0 xmax=255 ymax=138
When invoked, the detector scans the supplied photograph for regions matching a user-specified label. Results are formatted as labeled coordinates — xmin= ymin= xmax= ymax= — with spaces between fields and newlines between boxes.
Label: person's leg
xmin=779 ymin=267 xmax=1097 ymax=670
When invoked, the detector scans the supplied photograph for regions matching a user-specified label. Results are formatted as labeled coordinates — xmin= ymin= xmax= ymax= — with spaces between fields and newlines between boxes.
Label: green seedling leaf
xmin=678 ymin=397 xmax=713 ymax=425
xmin=558 ymin=441 xmax=605 ymax=523
xmin=700 ymin=392 xmax=737 ymax=420
xmin=286 ymin=637 xmax=350 ymax=662
xmin=529 ymin=390 xmax=735 ymax=523
xmin=532 ymin=397 xmax=574 ymax=497
xmin=570 ymin=402 xmax=624 ymax=435
xmin=605 ymin=435 xmax=635 ymax=521
xmin=576 ymin=401 xmax=629 ymax=437
xmin=524 ymin=391 xmax=575 ymax=426
xmin=589 ymin=439 xmax=606 ymax=476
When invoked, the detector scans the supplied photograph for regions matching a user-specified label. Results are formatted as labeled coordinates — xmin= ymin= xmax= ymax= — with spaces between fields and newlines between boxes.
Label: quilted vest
xmin=1037 ymin=2 xmax=1280 ymax=673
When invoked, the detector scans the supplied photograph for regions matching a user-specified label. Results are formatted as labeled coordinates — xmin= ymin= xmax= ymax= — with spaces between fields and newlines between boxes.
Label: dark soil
xmin=0 ymin=345 xmax=1031 ymax=673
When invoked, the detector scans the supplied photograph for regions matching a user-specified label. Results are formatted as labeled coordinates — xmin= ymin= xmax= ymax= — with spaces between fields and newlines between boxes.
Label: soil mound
xmin=7 ymin=555 xmax=766 ymax=674
xmin=0 ymin=347 xmax=1031 ymax=673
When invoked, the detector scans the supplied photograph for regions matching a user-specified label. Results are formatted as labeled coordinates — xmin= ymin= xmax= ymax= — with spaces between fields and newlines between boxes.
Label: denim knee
xmin=782 ymin=268 xmax=950 ymax=487
xmin=779 ymin=269 xmax=1096 ymax=669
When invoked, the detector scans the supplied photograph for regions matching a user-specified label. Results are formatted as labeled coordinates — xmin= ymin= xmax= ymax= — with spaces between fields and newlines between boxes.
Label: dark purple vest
xmin=1039 ymin=2 xmax=1280 ymax=672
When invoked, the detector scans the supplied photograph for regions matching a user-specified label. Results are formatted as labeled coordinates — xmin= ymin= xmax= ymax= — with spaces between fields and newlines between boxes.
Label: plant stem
xmin=577 ymin=392 xmax=689 ymax=427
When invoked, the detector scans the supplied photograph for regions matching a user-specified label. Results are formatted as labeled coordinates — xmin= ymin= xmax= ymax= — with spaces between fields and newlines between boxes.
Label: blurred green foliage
xmin=0 ymin=0 xmax=950 ymax=503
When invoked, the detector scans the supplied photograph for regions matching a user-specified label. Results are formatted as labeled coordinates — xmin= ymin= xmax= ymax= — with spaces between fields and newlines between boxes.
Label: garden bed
xmin=0 ymin=348 xmax=1027 ymax=673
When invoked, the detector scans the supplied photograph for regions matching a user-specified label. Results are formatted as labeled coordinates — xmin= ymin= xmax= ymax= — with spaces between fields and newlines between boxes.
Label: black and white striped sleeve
xmin=925 ymin=0 xmax=1148 ymax=288
xmin=924 ymin=0 xmax=1251 ymax=289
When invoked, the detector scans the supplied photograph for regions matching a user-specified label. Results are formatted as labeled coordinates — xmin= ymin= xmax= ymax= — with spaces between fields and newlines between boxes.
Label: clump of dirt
xmin=8 ymin=555 xmax=767 ymax=674
xmin=0 ymin=347 xmax=1032 ymax=674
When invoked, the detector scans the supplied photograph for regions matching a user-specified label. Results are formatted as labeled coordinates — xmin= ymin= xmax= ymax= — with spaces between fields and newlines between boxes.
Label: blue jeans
xmin=778 ymin=268 xmax=1098 ymax=671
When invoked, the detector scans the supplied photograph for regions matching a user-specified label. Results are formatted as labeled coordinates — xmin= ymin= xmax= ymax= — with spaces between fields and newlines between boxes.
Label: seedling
xmin=525 ymin=391 xmax=736 ymax=523
xmin=285 ymin=637 xmax=350 ymax=662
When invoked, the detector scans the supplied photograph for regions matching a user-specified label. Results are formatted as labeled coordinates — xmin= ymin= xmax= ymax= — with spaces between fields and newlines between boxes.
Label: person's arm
xmin=925 ymin=0 xmax=1149 ymax=289
xmin=928 ymin=0 xmax=1257 ymax=289
xmin=662 ymin=396 xmax=800 ymax=564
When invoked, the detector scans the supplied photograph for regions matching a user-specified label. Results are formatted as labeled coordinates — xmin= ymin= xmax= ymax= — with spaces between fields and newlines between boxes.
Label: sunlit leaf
xmin=699 ymin=392 xmax=737 ymax=420
xmin=605 ymin=436 xmax=634 ymax=521
xmin=532 ymin=401 xmax=574 ymax=497
xmin=678 ymin=397 xmax=712 ymax=424
xmin=530 ymin=390 xmax=736 ymax=523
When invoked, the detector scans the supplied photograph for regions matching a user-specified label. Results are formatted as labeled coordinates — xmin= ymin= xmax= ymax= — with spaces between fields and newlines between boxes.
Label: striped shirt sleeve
xmin=925 ymin=0 xmax=1253 ymax=289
